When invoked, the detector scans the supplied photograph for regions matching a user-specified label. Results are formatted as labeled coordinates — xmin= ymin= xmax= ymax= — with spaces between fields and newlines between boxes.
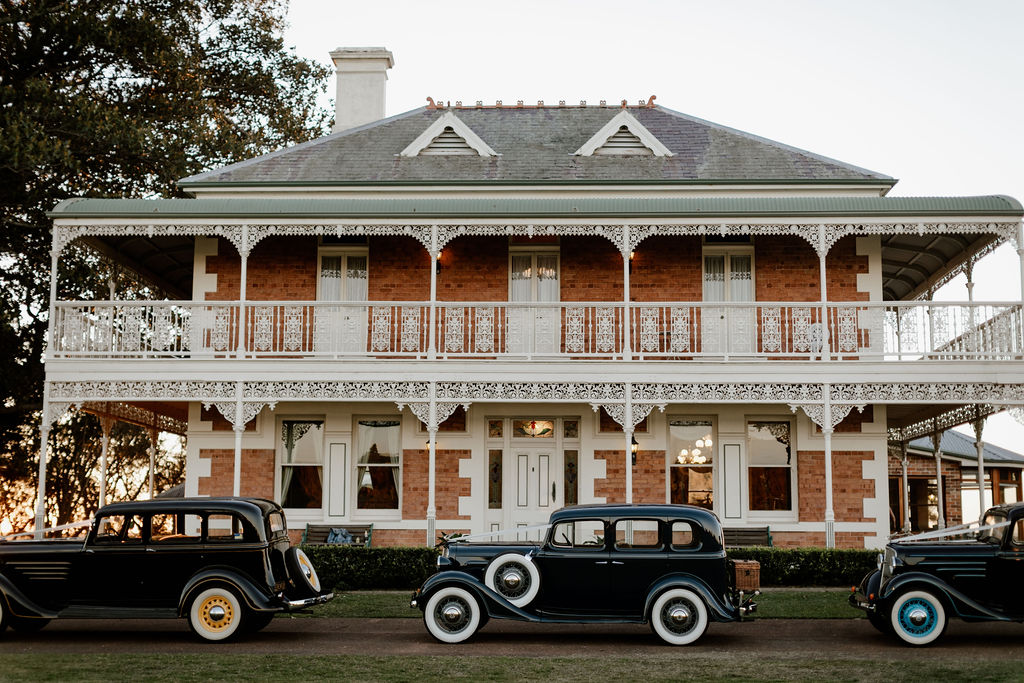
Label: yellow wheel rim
xmin=198 ymin=595 xmax=235 ymax=632
xmin=298 ymin=554 xmax=320 ymax=591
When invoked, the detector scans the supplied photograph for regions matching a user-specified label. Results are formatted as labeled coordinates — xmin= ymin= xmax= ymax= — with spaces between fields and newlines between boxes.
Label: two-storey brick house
xmin=39 ymin=48 xmax=1024 ymax=548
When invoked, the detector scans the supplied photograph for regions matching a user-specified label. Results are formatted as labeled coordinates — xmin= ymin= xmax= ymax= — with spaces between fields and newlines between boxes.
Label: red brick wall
xmin=197 ymin=448 xmax=275 ymax=497
xmin=437 ymin=236 xmax=507 ymax=301
xmin=205 ymin=237 xmax=318 ymax=301
xmin=797 ymin=450 xmax=873 ymax=523
xmin=773 ymin=531 xmax=870 ymax=549
xmin=368 ymin=236 xmax=430 ymax=301
xmin=631 ymin=236 xmax=703 ymax=301
xmin=373 ymin=528 xmax=470 ymax=547
xmin=594 ymin=449 xmax=665 ymax=503
xmin=561 ymin=237 xmax=623 ymax=302
xmin=401 ymin=448 xmax=472 ymax=520
xmin=755 ymin=235 xmax=867 ymax=302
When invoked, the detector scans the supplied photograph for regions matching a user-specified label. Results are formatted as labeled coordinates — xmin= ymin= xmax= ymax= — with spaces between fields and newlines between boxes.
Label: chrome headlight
xmin=880 ymin=547 xmax=896 ymax=585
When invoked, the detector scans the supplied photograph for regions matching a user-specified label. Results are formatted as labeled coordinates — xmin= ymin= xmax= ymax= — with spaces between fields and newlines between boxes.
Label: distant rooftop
xmin=909 ymin=430 xmax=1024 ymax=466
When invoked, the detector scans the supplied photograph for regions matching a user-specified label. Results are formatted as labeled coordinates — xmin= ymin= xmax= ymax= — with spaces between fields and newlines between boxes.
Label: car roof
xmin=550 ymin=503 xmax=721 ymax=527
xmin=96 ymin=497 xmax=280 ymax=518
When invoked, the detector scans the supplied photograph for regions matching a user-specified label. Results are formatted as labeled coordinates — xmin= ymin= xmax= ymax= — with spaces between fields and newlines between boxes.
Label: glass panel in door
xmin=508 ymin=252 xmax=560 ymax=355
xmin=316 ymin=253 xmax=368 ymax=354
xmin=701 ymin=252 xmax=754 ymax=355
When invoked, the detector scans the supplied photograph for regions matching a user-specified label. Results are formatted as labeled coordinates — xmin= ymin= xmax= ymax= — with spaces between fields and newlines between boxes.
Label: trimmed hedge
xmin=300 ymin=544 xmax=439 ymax=591
xmin=302 ymin=544 xmax=879 ymax=591
xmin=728 ymin=547 xmax=878 ymax=587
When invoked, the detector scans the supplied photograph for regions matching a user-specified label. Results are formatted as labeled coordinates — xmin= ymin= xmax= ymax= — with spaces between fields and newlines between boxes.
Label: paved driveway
xmin=2 ymin=618 xmax=1023 ymax=658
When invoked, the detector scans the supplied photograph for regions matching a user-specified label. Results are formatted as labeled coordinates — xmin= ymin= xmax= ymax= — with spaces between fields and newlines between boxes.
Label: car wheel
xmin=286 ymin=547 xmax=322 ymax=598
xmin=484 ymin=553 xmax=540 ymax=607
xmin=890 ymin=590 xmax=946 ymax=646
xmin=188 ymin=586 xmax=244 ymax=642
xmin=423 ymin=586 xmax=482 ymax=644
xmin=8 ymin=616 xmax=49 ymax=633
xmin=650 ymin=588 xmax=709 ymax=645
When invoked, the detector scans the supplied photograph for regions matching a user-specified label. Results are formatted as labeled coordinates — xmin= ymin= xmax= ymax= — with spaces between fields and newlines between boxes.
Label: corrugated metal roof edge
xmin=177 ymin=177 xmax=900 ymax=189
xmin=49 ymin=195 xmax=1024 ymax=219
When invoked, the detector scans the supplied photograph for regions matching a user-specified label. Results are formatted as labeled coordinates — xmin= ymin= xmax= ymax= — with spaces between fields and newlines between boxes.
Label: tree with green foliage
xmin=0 ymin=0 xmax=332 ymax=528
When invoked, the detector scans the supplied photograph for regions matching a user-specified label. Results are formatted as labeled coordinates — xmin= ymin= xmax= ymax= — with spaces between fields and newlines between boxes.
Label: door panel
xmin=510 ymin=447 xmax=559 ymax=537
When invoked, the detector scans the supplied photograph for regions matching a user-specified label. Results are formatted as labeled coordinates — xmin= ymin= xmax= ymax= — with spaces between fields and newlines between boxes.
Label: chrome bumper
xmin=284 ymin=592 xmax=335 ymax=609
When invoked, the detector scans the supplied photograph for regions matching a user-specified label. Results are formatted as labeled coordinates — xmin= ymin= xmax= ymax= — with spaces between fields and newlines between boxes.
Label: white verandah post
xmin=900 ymin=441 xmax=911 ymax=533
xmin=973 ymin=411 xmax=986 ymax=519
xmin=932 ymin=421 xmax=945 ymax=529
xmin=426 ymin=383 xmax=437 ymax=546
xmin=822 ymin=388 xmax=835 ymax=548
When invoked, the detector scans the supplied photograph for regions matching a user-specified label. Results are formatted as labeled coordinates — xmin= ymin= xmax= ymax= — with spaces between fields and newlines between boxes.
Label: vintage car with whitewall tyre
xmin=0 ymin=497 xmax=333 ymax=642
xmin=851 ymin=501 xmax=1024 ymax=646
xmin=411 ymin=503 xmax=758 ymax=645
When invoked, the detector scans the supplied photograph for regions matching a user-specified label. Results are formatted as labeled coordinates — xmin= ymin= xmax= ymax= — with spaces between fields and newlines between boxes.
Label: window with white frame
xmin=509 ymin=249 xmax=560 ymax=303
xmin=747 ymin=420 xmax=794 ymax=512
xmin=356 ymin=418 xmax=401 ymax=511
xmin=668 ymin=418 xmax=715 ymax=510
xmin=702 ymin=246 xmax=753 ymax=302
xmin=280 ymin=420 xmax=324 ymax=509
xmin=318 ymin=249 xmax=368 ymax=302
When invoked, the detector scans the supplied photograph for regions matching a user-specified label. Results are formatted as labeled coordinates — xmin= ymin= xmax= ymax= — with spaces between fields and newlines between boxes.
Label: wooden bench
xmin=301 ymin=523 xmax=372 ymax=547
xmin=723 ymin=526 xmax=772 ymax=548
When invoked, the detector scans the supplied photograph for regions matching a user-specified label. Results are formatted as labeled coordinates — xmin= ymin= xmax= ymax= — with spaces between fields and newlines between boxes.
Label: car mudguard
xmin=178 ymin=567 xmax=279 ymax=617
xmin=643 ymin=574 xmax=739 ymax=623
xmin=417 ymin=571 xmax=540 ymax=622
xmin=0 ymin=574 xmax=58 ymax=619
xmin=879 ymin=571 xmax=1013 ymax=622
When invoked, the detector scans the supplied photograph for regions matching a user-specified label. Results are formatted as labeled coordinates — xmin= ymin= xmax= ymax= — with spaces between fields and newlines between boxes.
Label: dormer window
xmin=400 ymin=111 xmax=498 ymax=157
xmin=574 ymin=109 xmax=673 ymax=157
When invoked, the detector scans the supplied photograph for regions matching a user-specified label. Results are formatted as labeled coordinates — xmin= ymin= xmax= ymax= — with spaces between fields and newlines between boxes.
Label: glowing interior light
xmin=695 ymin=439 xmax=705 ymax=448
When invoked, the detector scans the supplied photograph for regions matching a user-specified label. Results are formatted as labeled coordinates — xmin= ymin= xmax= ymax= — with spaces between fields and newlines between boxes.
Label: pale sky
xmin=282 ymin=0 xmax=1024 ymax=449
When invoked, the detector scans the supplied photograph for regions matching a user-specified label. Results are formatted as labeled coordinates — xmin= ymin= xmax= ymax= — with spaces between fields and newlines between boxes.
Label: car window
xmin=549 ymin=520 xmax=605 ymax=549
xmin=614 ymin=519 xmax=660 ymax=549
xmin=1014 ymin=519 xmax=1024 ymax=546
xmin=93 ymin=514 xmax=143 ymax=545
xmin=207 ymin=513 xmax=255 ymax=542
xmin=670 ymin=521 xmax=697 ymax=549
xmin=268 ymin=512 xmax=286 ymax=536
xmin=150 ymin=513 xmax=202 ymax=543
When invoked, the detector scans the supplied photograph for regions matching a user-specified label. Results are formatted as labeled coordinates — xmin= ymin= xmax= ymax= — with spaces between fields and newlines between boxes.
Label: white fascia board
xmin=574 ymin=109 xmax=674 ymax=157
xmin=399 ymin=111 xmax=498 ymax=158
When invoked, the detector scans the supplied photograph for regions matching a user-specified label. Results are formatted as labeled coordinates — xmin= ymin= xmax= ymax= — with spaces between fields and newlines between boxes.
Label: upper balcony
xmin=49 ymin=299 xmax=1023 ymax=363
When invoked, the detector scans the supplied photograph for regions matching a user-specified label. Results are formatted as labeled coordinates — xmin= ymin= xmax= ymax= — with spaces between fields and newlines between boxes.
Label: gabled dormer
xmin=574 ymin=109 xmax=674 ymax=157
xmin=400 ymin=111 xmax=498 ymax=157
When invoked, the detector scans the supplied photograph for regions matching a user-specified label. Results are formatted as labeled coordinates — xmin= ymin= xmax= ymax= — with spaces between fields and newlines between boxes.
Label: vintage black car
xmin=0 ymin=497 xmax=332 ymax=641
xmin=411 ymin=503 xmax=757 ymax=644
xmin=850 ymin=501 xmax=1024 ymax=646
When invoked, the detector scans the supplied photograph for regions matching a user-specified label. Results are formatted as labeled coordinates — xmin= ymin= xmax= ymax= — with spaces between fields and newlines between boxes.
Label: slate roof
xmin=179 ymin=105 xmax=894 ymax=186
xmin=908 ymin=430 xmax=1024 ymax=466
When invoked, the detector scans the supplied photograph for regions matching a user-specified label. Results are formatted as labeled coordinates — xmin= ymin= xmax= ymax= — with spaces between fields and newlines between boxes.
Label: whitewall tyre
xmin=189 ymin=587 xmax=244 ymax=642
xmin=423 ymin=587 xmax=482 ymax=644
xmin=484 ymin=553 xmax=540 ymax=607
xmin=890 ymin=590 xmax=946 ymax=646
xmin=650 ymin=588 xmax=709 ymax=645
xmin=286 ymin=547 xmax=322 ymax=597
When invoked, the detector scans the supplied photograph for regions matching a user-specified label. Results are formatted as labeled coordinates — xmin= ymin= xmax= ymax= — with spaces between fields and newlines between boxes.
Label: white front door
xmin=316 ymin=252 xmax=368 ymax=354
xmin=509 ymin=251 xmax=559 ymax=356
xmin=702 ymin=251 xmax=754 ymax=355
xmin=508 ymin=446 xmax=559 ymax=539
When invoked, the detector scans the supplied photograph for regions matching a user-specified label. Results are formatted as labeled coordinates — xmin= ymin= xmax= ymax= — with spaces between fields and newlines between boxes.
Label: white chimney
xmin=329 ymin=47 xmax=394 ymax=133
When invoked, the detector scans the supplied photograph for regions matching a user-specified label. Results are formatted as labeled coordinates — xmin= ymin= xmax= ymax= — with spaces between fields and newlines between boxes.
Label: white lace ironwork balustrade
xmin=122 ymin=307 xmax=143 ymax=353
xmin=670 ymin=307 xmax=690 ymax=353
xmin=837 ymin=307 xmax=859 ymax=353
xmin=565 ymin=307 xmax=585 ymax=353
xmin=402 ymin=307 xmax=421 ymax=352
xmin=475 ymin=307 xmax=494 ymax=353
xmin=284 ymin=306 xmax=304 ymax=352
xmin=253 ymin=306 xmax=274 ymax=352
xmin=639 ymin=307 xmax=659 ymax=353
xmin=596 ymin=307 xmax=616 ymax=353
xmin=153 ymin=306 xmax=175 ymax=351
xmin=445 ymin=307 xmax=465 ymax=353
xmin=792 ymin=307 xmax=812 ymax=352
xmin=761 ymin=306 xmax=782 ymax=353
xmin=211 ymin=306 xmax=231 ymax=352
xmin=371 ymin=306 xmax=392 ymax=352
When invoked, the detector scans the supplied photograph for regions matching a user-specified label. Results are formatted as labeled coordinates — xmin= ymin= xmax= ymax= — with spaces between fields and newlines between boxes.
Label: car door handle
xmin=595 ymin=561 xmax=608 ymax=565
xmin=611 ymin=561 xmax=624 ymax=565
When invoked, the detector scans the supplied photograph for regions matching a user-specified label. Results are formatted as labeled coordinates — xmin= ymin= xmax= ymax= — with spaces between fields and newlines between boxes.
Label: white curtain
xmin=511 ymin=254 xmax=533 ymax=302
xmin=536 ymin=254 xmax=559 ymax=302
xmin=320 ymin=256 xmax=343 ymax=300
xmin=729 ymin=255 xmax=753 ymax=302
xmin=703 ymin=255 xmax=726 ymax=301
xmin=346 ymin=255 xmax=368 ymax=301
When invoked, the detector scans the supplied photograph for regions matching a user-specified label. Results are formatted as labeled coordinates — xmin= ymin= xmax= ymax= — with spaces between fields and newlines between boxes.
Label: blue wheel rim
xmin=897 ymin=597 xmax=937 ymax=637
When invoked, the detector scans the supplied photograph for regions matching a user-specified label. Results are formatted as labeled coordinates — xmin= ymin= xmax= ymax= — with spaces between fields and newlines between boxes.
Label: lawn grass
xmin=304 ymin=589 xmax=859 ymax=620
xmin=1 ymin=654 xmax=1017 ymax=682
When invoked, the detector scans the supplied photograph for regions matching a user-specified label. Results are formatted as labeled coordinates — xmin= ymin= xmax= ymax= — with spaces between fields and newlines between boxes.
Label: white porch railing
xmin=48 ymin=300 xmax=1023 ymax=361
